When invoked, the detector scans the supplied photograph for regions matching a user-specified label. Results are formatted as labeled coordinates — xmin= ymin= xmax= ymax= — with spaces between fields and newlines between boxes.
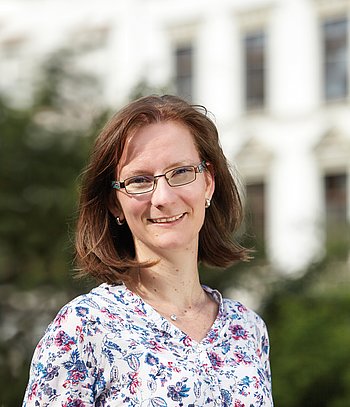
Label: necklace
xmin=158 ymin=290 xmax=207 ymax=323
xmin=125 ymin=270 xmax=207 ymax=323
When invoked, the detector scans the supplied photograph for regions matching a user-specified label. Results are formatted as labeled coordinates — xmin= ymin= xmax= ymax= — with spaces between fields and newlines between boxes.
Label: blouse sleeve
xmin=257 ymin=314 xmax=273 ymax=395
xmin=22 ymin=303 xmax=103 ymax=406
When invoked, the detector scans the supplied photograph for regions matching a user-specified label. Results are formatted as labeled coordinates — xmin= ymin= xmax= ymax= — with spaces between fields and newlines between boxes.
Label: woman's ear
xmin=204 ymin=163 xmax=215 ymax=199
xmin=108 ymin=191 xmax=124 ymax=220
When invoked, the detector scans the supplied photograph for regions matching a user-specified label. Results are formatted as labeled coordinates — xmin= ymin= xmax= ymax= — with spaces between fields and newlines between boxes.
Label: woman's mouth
xmin=149 ymin=213 xmax=185 ymax=224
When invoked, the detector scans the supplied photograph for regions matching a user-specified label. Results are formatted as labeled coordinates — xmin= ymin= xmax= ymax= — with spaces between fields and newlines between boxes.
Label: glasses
xmin=111 ymin=161 xmax=207 ymax=195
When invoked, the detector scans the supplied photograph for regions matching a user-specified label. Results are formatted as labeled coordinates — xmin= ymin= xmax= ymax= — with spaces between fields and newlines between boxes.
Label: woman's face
xmin=112 ymin=121 xmax=215 ymax=260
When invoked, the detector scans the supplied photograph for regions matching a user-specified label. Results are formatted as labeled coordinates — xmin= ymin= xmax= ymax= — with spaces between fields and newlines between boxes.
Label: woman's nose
xmin=150 ymin=176 xmax=176 ymax=206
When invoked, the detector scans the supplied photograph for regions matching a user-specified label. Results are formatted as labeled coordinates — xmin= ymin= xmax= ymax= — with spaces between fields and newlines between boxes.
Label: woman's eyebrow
xmin=121 ymin=160 xmax=197 ymax=178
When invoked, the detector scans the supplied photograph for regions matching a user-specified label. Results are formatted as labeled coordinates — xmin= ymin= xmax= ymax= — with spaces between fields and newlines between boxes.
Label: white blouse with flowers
xmin=23 ymin=284 xmax=273 ymax=407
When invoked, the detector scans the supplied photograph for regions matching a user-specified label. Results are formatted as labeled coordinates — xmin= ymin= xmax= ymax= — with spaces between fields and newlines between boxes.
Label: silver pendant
xmin=170 ymin=314 xmax=177 ymax=321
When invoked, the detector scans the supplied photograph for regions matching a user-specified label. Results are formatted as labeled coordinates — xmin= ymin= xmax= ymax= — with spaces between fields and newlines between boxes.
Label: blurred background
xmin=0 ymin=0 xmax=349 ymax=405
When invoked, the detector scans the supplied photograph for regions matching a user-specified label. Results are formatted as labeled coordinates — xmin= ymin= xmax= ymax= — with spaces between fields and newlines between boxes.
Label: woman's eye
xmin=173 ymin=166 xmax=192 ymax=176
xmin=128 ymin=176 xmax=153 ymax=185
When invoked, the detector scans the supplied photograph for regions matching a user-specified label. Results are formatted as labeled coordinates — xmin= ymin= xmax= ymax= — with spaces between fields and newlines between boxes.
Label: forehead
xmin=117 ymin=121 xmax=200 ymax=174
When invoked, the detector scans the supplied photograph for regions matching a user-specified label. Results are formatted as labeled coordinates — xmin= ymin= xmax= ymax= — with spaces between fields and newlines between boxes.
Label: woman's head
xmin=76 ymin=95 xmax=249 ymax=283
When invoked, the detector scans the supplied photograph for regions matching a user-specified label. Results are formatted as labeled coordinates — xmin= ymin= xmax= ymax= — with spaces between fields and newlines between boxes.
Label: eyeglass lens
xmin=125 ymin=166 xmax=196 ymax=194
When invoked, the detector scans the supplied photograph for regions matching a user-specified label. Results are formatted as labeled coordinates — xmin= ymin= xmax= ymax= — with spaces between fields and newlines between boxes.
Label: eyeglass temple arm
xmin=111 ymin=180 xmax=125 ymax=190
xmin=197 ymin=161 xmax=208 ymax=173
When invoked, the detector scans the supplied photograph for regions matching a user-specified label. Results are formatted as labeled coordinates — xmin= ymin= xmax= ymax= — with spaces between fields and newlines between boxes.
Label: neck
xmin=125 ymin=243 xmax=218 ymax=340
xmin=129 ymin=240 xmax=203 ymax=309
xmin=129 ymin=263 xmax=203 ymax=308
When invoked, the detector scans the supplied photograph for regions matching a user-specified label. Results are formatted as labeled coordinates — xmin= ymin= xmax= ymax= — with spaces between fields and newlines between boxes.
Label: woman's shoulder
xmin=221 ymin=296 xmax=269 ymax=340
xmin=204 ymin=285 xmax=267 ymax=331
xmin=64 ymin=283 xmax=127 ymax=310
xmin=43 ymin=283 xmax=128 ymax=335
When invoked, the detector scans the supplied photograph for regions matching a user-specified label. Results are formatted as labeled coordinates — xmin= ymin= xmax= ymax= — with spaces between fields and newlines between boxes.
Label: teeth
xmin=151 ymin=214 xmax=183 ymax=223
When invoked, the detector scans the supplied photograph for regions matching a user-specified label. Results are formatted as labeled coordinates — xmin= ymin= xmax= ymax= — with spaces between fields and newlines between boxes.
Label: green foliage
xmin=0 ymin=51 xmax=108 ymax=290
xmin=262 ymin=249 xmax=350 ymax=407
xmin=1 ymin=101 xmax=84 ymax=287
xmin=0 ymin=50 xmax=109 ymax=406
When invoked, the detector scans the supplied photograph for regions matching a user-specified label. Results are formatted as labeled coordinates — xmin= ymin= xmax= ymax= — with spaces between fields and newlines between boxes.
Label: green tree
xmin=0 ymin=50 xmax=109 ymax=406
xmin=263 ymin=239 xmax=350 ymax=407
xmin=0 ymin=50 xmax=108 ymax=289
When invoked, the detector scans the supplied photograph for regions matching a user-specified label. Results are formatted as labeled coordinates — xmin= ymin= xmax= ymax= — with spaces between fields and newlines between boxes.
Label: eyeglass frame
xmin=111 ymin=161 xmax=207 ymax=195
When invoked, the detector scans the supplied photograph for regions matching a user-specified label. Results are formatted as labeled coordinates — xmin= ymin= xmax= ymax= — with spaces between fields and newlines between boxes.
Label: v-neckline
xmin=118 ymin=283 xmax=226 ymax=346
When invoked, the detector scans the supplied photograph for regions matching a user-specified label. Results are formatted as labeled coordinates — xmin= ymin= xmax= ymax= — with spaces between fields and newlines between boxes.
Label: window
xmin=245 ymin=182 xmax=265 ymax=252
xmin=324 ymin=173 xmax=347 ymax=223
xmin=174 ymin=45 xmax=193 ymax=101
xmin=324 ymin=173 xmax=348 ymax=245
xmin=244 ymin=31 xmax=266 ymax=110
xmin=323 ymin=17 xmax=348 ymax=100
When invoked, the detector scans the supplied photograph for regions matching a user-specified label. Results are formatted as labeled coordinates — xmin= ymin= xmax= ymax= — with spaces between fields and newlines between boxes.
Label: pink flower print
xmin=253 ymin=376 xmax=260 ymax=389
xmin=54 ymin=307 xmax=70 ymax=326
xmin=76 ymin=326 xmax=84 ymax=343
xmin=181 ymin=335 xmax=192 ymax=347
xmin=237 ymin=303 xmax=248 ymax=313
xmin=128 ymin=372 xmax=142 ymax=395
xmin=234 ymin=351 xmax=252 ymax=365
xmin=167 ymin=361 xmax=181 ymax=372
xmin=234 ymin=400 xmax=245 ymax=407
xmin=149 ymin=340 xmax=166 ymax=352
xmin=207 ymin=329 xmax=219 ymax=343
xmin=230 ymin=325 xmax=248 ymax=341
xmin=208 ymin=351 xmax=224 ymax=369
xmin=67 ymin=367 xmax=87 ymax=385
xmin=101 ymin=307 xmax=117 ymax=319
xmin=28 ymin=382 xmax=38 ymax=400
xmin=134 ymin=306 xmax=147 ymax=316
xmin=55 ymin=330 xmax=75 ymax=351
xmin=63 ymin=397 xmax=86 ymax=407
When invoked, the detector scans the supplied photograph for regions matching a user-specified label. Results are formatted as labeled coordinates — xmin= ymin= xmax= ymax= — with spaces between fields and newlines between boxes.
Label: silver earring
xmin=116 ymin=216 xmax=125 ymax=226
xmin=205 ymin=198 xmax=211 ymax=208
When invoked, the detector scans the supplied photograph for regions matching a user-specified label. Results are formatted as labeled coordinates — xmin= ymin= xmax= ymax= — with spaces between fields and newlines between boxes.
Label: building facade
xmin=1 ymin=0 xmax=349 ymax=273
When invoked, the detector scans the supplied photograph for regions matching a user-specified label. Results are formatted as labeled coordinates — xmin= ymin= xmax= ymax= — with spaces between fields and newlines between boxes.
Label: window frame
xmin=243 ymin=29 xmax=267 ymax=111
xmin=322 ymin=16 xmax=349 ymax=101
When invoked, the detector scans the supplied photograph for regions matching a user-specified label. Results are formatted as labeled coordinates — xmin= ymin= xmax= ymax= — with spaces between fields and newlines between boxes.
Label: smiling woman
xmin=23 ymin=95 xmax=274 ymax=406
xmin=111 ymin=121 xmax=214 ymax=258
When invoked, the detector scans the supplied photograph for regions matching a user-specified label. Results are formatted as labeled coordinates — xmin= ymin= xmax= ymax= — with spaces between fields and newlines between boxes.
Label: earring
xmin=205 ymin=198 xmax=211 ymax=208
xmin=116 ymin=216 xmax=125 ymax=226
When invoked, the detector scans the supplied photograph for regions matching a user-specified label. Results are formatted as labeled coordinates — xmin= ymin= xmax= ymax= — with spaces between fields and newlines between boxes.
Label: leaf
xmin=194 ymin=381 xmax=201 ymax=398
xmin=110 ymin=366 xmax=119 ymax=383
xmin=150 ymin=397 xmax=167 ymax=407
xmin=126 ymin=354 xmax=140 ymax=371
xmin=147 ymin=378 xmax=156 ymax=392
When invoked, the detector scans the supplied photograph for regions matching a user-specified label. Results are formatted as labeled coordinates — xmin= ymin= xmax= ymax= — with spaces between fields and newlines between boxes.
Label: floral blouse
xmin=23 ymin=284 xmax=273 ymax=406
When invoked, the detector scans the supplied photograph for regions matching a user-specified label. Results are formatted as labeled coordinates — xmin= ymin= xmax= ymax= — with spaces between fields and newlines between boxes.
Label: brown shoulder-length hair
xmin=75 ymin=95 xmax=249 ymax=284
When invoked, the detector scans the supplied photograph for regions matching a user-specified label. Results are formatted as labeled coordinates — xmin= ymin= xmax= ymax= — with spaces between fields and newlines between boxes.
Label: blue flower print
xmin=208 ymin=351 xmax=224 ymax=369
xmin=220 ymin=389 xmax=232 ymax=406
xmin=75 ymin=306 xmax=89 ymax=317
xmin=242 ymin=376 xmax=253 ymax=387
xmin=146 ymin=352 xmax=159 ymax=366
xmin=42 ymin=363 xmax=59 ymax=381
xmin=167 ymin=379 xmax=190 ymax=402
xmin=62 ymin=350 xmax=88 ymax=385
xmin=62 ymin=397 xmax=86 ymax=407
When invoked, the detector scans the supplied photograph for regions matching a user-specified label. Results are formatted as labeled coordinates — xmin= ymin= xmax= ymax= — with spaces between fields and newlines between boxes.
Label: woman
xmin=23 ymin=95 xmax=273 ymax=406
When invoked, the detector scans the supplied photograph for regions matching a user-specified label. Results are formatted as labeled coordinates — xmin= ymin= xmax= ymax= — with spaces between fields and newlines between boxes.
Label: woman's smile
xmin=148 ymin=213 xmax=186 ymax=224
